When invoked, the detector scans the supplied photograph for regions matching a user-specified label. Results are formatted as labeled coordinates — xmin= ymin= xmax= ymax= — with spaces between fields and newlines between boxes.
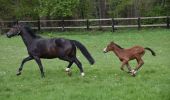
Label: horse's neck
xmin=20 ymin=31 xmax=36 ymax=47
xmin=112 ymin=46 xmax=123 ymax=57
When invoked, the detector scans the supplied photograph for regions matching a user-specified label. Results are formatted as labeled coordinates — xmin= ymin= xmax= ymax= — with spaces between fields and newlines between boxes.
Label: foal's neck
xmin=111 ymin=45 xmax=124 ymax=57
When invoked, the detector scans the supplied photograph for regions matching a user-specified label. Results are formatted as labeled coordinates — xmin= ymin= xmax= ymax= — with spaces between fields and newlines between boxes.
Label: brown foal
xmin=103 ymin=41 xmax=156 ymax=76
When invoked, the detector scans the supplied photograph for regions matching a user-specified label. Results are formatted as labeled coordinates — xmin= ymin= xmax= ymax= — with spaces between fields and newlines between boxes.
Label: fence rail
xmin=0 ymin=16 xmax=169 ymax=32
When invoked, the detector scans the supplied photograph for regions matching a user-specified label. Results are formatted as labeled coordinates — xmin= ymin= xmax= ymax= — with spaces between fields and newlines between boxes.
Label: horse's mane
xmin=20 ymin=23 xmax=41 ymax=38
xmin=114 ymin=43 xmax=124 ymax=49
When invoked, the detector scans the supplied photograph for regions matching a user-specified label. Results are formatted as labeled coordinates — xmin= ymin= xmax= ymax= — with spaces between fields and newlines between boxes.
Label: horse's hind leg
xmin=33 ymin=56 xmax=45 ymax=78
xmin=65 ymin=61 xmax=73 ymax=76
xmin=74 ymin=57 xmax=84 ymax=76
xmin=131 ymin=58 xmax=144 ymax=76
xmin=65 ymin=62 xmax=73 ymax=72
xmin=58 ymin=56 xmax=74 ymax=71
xmin=135 ymin=58 xmax=144 ymax=71
xmin=126 ymin=62 xmax=132 ymax=73
xmin=17 ymin=56 xmax=33 ymax=76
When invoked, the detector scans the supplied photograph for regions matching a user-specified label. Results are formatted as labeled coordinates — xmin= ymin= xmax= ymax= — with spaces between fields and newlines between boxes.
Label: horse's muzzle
xmin=6 ymin=32 xmax=14 ymax=38
xmin=6 ymin=34 xmax=11 ymax=38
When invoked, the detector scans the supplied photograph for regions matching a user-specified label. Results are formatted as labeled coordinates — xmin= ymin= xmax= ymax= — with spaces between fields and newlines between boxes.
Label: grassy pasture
xmin=0 ymin=29 xmax=170 ymax=100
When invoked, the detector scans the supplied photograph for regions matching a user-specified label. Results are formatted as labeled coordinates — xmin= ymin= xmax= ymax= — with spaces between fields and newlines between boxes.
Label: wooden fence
xmin=0 ymin=16 xmax=169 ymax=32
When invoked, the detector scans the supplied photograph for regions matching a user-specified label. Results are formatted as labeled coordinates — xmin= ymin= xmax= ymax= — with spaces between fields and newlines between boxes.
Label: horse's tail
xmin=71 ymin=40 xmax=95 ymax=65
xmin=145 ymin=47 xmax=156 ymax=56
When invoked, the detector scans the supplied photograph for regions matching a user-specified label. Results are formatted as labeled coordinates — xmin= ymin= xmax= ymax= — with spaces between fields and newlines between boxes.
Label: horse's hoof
xmin=41 ymin=75 xmax=45 ymax=78
xmin=16 ymin=72 xmax=21 ymax=76
xmin=81 ymin=73 xmax=85 ymax=77
xmin=67 ymin=71 xmax=72 ymax=76
xmin=65 ymin=68 xmax=70 ymax=72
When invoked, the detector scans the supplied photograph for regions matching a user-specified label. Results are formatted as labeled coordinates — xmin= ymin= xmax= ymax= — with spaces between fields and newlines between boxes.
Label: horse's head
xmin=103 ymin=41 xmax=114 ymax=53
xmin=6 ymin=24 xmax=21 ymax=38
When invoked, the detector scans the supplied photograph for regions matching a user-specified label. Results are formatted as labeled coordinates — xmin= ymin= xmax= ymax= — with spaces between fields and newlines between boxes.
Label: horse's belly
xmin=39 ymin=48 xmax=61 ymax=59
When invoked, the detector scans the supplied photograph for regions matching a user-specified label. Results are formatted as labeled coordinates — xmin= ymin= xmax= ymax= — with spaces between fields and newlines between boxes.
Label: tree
xmin=36 ymin=0 xmax=79 ymax=19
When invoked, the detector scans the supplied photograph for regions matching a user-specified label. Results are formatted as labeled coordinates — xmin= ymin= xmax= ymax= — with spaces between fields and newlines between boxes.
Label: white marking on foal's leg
xmin=133 ymin=70 xmax=137 ymax=74
xmin=65 ymin=68 xmax=70 ymax=72
xmin=103 ymin=48 xmax=107 ymax=52
xmin=81 ymin=72 xmax=85 ymax=77
xmin=130 ymin=69 xmax=137 ymax=76
xmin=130 ymin=69 xmax=135 ymax=73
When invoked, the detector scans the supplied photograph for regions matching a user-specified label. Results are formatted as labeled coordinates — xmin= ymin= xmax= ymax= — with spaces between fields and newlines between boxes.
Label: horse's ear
xmin=111 ymin=41 xmax=114 ymax=44
xmin=13 ymin=20 xmax=19 ymax=25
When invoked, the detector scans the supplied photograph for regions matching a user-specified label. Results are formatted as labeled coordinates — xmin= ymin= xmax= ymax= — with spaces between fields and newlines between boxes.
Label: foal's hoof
xmin=127 ymin=71 xmax=131 ymax=73
xmin=130 ymin=72 xmax=136 ymax=77
xmin=16 ymin=72 xmax=21 ymax=76
xmin=131 ymin=73 xmax=136 ymax=77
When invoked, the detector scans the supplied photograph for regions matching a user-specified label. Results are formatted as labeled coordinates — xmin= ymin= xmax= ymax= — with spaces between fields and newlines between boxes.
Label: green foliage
xmin=14 ymin=0 xmax=39 ymax=20
xmin=108 ymin=0 xmax=134 ymax=17
xmin=0 ymin=0 xmax=15 ymax=20
xmin=0 ymin=0 xmax=169 ymax=20
xmin=37 ymin=0 xmax=79 ymax=18
xmin=76 ymin=0 xmax=95 ymax=18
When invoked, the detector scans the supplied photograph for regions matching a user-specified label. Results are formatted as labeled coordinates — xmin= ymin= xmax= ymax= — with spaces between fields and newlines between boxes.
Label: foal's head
xmin=6 ymin=24 xmax=21 ymax=38
xmin=103 ymin=41 xmax=123 ymax=53
xmin=103 ymin=41 xmax=115 ymax=53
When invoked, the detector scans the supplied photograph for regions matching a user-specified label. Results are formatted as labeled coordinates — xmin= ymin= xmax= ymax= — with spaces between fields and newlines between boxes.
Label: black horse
xmin=6 ymin=23 xmax=95 ymax=78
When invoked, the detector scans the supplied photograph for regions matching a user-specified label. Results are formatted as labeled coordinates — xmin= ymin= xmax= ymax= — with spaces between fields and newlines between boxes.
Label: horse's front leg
xmin=120 ymin=60 xmax=128 ymax=71
xmin=17 ymin=56 xmax=33 ymax=76
xmin=33 ymin=56 xmax=45 ymax=78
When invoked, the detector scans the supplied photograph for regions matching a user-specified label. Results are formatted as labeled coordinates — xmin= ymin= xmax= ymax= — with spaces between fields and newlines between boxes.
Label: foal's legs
xmin=33 ymin=56 xmax=45 ymax=78
xmin=126 ymin=62 xmax=132 ymax=73
xmin=131 ymin=57 xmax=144 ymax=76
xmin=17 ymin=56 xmax=33 ymax=76
xmin=120 ymin=60 xmax=128 ymax=71
xmin=135 ymin=58 xmax=144 ymax=71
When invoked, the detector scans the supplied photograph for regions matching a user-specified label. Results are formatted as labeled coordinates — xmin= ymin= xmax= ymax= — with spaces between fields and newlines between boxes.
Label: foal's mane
xmin=113 ymin=43 xmax=124 ymax=49
xmin=20 ymin=23 xmax=41 ymax=38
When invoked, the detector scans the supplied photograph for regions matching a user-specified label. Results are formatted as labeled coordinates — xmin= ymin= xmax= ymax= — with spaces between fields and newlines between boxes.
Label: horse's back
xmin=125 ymin=46 xmax=145 ymax=57
xmin=30 ymin=38 xmax=73 ymax=58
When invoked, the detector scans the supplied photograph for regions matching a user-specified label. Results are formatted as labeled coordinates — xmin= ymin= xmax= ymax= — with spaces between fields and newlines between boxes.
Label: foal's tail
xmin=71 ymin=40 xmax=95 ymax=65
xmin=145 ymin=47 xmax=156 ymax=56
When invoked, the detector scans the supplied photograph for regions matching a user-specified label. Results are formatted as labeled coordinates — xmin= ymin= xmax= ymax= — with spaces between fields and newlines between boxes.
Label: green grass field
xmin=0 ymin=29 xmax=170 ymax=100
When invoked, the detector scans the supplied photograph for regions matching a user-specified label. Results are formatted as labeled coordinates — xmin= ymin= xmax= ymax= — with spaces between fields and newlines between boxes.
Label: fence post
xmin=37 ymin=19 xmax=41 ymax=31
xmin=112 ymin=18 xmax=115 ymax=32
xmin=167 ymin=16 xmax=169 ymax=29
xmin=0 ymin=21 xmax=2 ymax=34
xmin=0 ymin=26 xmax=1 ymax=34
xmin=86 ymin=19 xmax=89 ymax=30
xmin=16 ymin=20 xmax=19 ymax=24
xmin=62 ymin=19 xmax=65 ymax=31
xmin=137 ymin=17 xmax=141 ymax=30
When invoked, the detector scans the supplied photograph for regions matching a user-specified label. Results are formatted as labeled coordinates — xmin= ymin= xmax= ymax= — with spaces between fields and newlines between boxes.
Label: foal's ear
xmin=111 ymin=41 xmax=114 ymax=44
